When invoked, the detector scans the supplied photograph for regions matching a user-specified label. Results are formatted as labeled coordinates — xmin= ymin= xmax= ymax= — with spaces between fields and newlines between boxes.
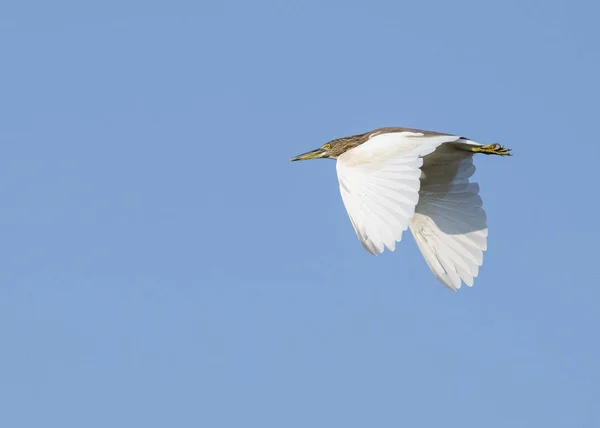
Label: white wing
xmin=336 ymin=131 xmax=461 ymax=255
xmin=409 ymin=141 xmax=488 ymax=291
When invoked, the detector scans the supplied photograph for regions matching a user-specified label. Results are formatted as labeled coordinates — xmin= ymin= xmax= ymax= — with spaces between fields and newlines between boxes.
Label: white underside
xmin=336 ymin=131 xmax=487 ymax=291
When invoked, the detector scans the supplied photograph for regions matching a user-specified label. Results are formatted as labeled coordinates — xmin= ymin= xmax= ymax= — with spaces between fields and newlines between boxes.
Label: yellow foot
xmin=473 ymin=143 xmax=512 ymax=156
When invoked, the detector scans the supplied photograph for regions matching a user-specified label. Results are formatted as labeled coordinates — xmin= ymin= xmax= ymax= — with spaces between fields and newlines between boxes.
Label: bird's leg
xmin=474 ymin=143 xmax=512 ymax=156
xmin=462 ymin=143 xmax=512 ymax=156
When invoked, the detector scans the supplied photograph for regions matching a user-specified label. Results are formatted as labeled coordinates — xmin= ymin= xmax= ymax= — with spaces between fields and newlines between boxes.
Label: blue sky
xmin=1 ymin=0 xmax=599 ymax=426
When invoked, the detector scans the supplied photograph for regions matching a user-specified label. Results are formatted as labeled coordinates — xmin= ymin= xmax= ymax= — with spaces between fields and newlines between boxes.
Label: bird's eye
xmin=322 ymin=143 xmax=331 ymax=150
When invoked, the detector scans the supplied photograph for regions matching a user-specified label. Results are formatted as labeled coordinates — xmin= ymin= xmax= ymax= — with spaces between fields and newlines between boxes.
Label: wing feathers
xmin=410 ymin=151 xmax=488 ymax=290
xmin=333 ymin=133 xmax=490 ymax=290
xmin=337 ymin=131 xmax=461 ymax=254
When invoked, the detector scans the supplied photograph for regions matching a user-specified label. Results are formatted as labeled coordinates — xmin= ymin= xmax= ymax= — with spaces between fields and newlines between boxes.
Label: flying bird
xmin=290 ymin=127 xmax=511 ymax=291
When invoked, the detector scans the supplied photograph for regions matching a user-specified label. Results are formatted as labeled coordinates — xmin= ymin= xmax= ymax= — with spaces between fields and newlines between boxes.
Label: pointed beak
xmin=289 ymin=148 xmax=326 ymax=162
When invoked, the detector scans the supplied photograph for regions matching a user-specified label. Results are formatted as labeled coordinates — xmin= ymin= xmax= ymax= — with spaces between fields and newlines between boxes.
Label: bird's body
xmin=291 ymin=127 xmax=511 ymax=291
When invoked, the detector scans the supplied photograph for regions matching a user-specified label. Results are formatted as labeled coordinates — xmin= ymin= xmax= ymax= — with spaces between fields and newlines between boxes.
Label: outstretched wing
xmin=336 ymin=131 xmax=461 ymax=255
xmin=409 ymin=141 xmax=488 ymax=291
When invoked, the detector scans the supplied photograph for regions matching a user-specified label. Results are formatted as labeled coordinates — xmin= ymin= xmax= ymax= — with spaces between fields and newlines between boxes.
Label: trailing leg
xmin=454 ymin=142 xmax=512 ymax=156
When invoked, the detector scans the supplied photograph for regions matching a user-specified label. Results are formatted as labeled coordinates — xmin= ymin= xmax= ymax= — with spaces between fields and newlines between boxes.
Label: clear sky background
xmin=1 ymin=0 xmax=599 ymax=427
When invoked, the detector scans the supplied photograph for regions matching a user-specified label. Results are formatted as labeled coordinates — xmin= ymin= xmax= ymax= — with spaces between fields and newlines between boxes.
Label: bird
xmin=290 ymin=127 xmax=511 ymax=291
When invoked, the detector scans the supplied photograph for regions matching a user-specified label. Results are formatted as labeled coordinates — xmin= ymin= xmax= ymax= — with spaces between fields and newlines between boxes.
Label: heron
xmin=290 ymin=127 xmax=511 ymax=291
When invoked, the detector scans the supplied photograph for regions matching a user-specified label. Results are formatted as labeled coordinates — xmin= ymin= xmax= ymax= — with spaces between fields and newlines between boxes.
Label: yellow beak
xmin=290 ymin=148 xmax=326 ymax=162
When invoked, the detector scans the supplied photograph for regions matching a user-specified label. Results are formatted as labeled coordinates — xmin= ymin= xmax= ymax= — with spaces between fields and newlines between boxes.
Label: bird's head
xmin=290 ymin=134 xmax=366 ymax=162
